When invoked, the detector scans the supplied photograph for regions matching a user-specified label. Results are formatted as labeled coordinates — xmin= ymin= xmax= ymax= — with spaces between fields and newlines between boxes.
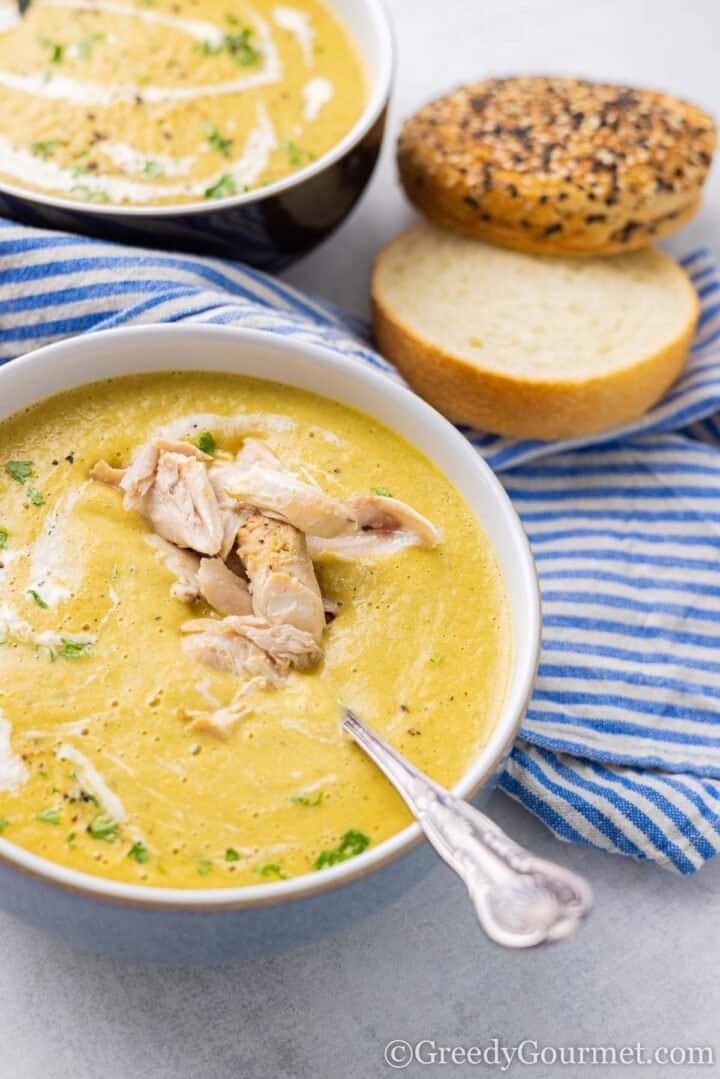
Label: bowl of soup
xmin=0 ymin=0 xmax=393 ymax=268
xmin=0 ymin=324 xmax=540 ymax=961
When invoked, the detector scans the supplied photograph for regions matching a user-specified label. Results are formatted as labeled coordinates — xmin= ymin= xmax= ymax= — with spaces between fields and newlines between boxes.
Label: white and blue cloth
xmin=2 ymin=217 xmax=720 ymax=874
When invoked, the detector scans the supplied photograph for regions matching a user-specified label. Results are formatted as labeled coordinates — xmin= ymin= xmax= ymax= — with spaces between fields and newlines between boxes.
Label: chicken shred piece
xmin=350 ymin=496 xmax=442 ymax=548
xmin=235 ymin=507 xmax=325 ymax=642
xmin=182 ymin=615 xmax=320 ymax=676
xmin=308 ymin=495 xmax=442 ymax=559
xmin=90 ymin=460 xmax=126 ymax=487
xmin=116 ymin=440 xmax=224 ymax=555
xmin=145 ymin=535 xmax=201 ymax=603
xmin=212 ymin=461 xmax=357 ymax=539
xmin=197 ymin=558 xmax=253 ymax=617
xmin=182 ymin=677 xmax=267 ymax=738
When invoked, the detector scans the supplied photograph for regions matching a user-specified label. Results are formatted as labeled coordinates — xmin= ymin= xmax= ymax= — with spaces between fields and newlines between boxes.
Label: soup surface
xmin=0 ymin=0 xmax=365 ymax=205
xmin=0 ymin=373 xmax=511 ymax=888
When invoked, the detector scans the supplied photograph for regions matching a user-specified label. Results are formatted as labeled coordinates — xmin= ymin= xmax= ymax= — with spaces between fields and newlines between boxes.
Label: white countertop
xmin=3 ymin=2 xmax=719 ymax=1076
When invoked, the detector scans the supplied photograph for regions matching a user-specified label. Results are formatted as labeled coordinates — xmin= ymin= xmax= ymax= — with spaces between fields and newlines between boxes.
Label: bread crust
xmin=398 ymin=77 xmax=716 ymax=257
xmin=371 ymin=246 xmax=700 ymax=441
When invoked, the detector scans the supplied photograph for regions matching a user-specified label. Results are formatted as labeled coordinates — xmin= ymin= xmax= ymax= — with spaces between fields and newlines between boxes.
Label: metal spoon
xmin=343 ymin=708 xmax=592 ymax=949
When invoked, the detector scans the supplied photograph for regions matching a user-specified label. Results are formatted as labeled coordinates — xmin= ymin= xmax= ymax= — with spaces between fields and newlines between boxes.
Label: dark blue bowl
xmin=0 ymin=0 xmax=394 ymax=272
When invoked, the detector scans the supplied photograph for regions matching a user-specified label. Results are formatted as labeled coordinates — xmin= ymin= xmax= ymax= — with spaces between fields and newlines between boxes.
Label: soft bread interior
xmin=373 ymin=223 xmax=697 ymax=383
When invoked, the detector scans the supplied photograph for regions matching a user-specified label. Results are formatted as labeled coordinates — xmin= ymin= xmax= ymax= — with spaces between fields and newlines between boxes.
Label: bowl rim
xmin=0 ymin=0 xmax=395 ymax=219
xmin=0 ymin=323 xmax=541 ymax=910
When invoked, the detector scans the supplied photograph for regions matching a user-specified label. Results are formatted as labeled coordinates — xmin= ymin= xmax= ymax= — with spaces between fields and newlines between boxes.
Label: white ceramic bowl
xmin=0 ymin=325 xmax=541 ymax=960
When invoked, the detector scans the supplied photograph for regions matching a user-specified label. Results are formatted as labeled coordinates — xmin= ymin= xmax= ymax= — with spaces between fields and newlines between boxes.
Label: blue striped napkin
xmin=2 ymin=218 xmax=720 ymax=874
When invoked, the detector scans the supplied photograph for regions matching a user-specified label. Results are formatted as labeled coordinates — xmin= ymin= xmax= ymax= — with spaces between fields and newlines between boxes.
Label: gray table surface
xmin=3 ymin=2 xmax=720 ymax=1077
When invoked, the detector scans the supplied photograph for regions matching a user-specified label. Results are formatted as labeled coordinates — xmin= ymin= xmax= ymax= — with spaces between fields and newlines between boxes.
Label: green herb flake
xmin=254 ymin=863 xmax=287 ymax=879
xmin=31 ymin=139 xmax=60 ymax=160
xmin=315 ymin=829 xmax=370 ymax=870
xmin=280 ymin=140 xmax=309 ymax=168
xmin=0 ymin=818 xmax=9 ymax=833
xmin=143 ymin=159 xmax=164 ymax=178
xmin=5 ymin=460 xmax=34 ymax=484
xmin=0 ymin=528 xmax=7 ymax=549
xmin=371 ymin=486 xmax=393 ymax=498
xmin=26 ymin=487 xmax=45 ymax=506
xmin=58 ymin=638 xmax=91 ymax=659
xmin=204 ymin=173 xmax=237 ymax=199
xmin=36 ymin=807 xmax=60 ymax=825
xmin=128 ymin=841 xmax=149 ymax=864
xmin=197 ymin=858 xmax=213 ymax=876
xmin=66 ymin=831 xmax=77 ymax=845
xmin=429 ymin=654 xmax=444 ymax=666
xmin=204 ymin=122 xmax=233 ymax=158
xmin=291 ymin=790 xmax=324 ymax=808
xmin=38 ymin=35 xmax=65 ymax=64
xmin=197 ymin=27 xmax=260 ymax=66
xmin=75 ymin=32 xmax=104 ymax=60
xmin=224 ymin=847 xmax=240 ymax=862
xmin=70 ymin=185 xmax=110 ymax=203
xmin=197 ymin=430 xmax=217 ymax=455
xmin=88 ymin=815 xmax=119 ymax=842
xmin=27 ymin=589 xmax=49 ymax=609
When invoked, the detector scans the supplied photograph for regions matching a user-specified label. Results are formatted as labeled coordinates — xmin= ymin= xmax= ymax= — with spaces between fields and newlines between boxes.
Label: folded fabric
xmin=1 ymin=218 xmax=719 ymax=874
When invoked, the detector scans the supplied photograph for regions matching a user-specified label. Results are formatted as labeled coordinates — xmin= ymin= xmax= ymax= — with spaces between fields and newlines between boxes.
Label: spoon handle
xmin=343 ymin=709 xmax=592 ymax=949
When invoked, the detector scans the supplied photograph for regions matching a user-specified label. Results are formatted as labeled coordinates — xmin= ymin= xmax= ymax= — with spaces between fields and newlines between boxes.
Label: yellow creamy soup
xmin=0 ymin=0 xmax=365 ymax=205
xmin=0 ymin=373 xmax=511 ymax=888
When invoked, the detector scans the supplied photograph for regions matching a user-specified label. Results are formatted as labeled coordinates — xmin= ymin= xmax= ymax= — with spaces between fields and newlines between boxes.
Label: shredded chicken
xmin=92 ymin=431 xmax=441 ymax=735
xmin=182 ymin=615 xmax=320 ymax=676
xmin=112 ymin=439 xmax=225 ymax=555
xmin=145 ymin=535 xmax=201 ymax=602
xmin=197 ymin=558 xmax=252 ymax=617
xmin=212 ymin=461 xmax=357 ymax=538
xmin=350 ymin=495 xmax=442 ymax=548
xmin=308 ymin=495 xmax=442 ymax=559
xmin=235 ymin=506 xmax=325 ymax=642
xmin=182 ymin=677 xmax=267 ymax=738
xmin=90 ymin=460 xmax=126 ymax=487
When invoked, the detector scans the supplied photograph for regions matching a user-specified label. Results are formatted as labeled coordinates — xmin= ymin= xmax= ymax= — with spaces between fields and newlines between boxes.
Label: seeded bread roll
xmin=398 ymin=76 xmax=716 ymax=256
xmin=372 ymin=223 xmax=699 ymax=440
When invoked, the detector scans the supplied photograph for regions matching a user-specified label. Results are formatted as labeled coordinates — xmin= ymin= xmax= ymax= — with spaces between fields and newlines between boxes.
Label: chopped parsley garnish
xmin=128 ymin=841 xmax=149 ymax=864
xmin=0 ymin=818 xmax=9 ymax=833
xmin=31 ymin=139 xmax=60 ymax=160
xmin=66 ymin=831 xmax=77 ymax=844
xmin=429 ymin=654 xmax=444 ymax=666
xmin=27 ymin=487 xmax=45 ymax=506
xmin=143 ymin=159 xmax=164 ymax=178
xmin=0 ymin=527 xmax=7 ymax=549
xmin=5 ymin=460 xmax=33 ymax=484
xmin=197 ymin=430 xmax=216 ymax=455
xmin=197 ymin=858 xmax=213 ymax=876
xmin=71 ymin=185 xmax=110 ymax=203
xmin=27 ymin=589 xmax=48 ymax=609
xmin=254 ymin=863 xmax=287 ymax=879
xmin=88 ymin=815 xmax=119 ymax=841
xmin=36 ymin=807 xmax=60 ymax=825
xmin=58 ymin=638 xmax=91 ymax=659
xmin=315 ymin=829 xmax=370 ymax=869
xmin=197 ymin=27 xmax=260 ymax=66
xmin=38 ymin=35 xmax=65 ymax=64
xmin=291 ymin=790 xmax=324 ymax=808
xmin=281 ymin=140 xmax=310 ymax=168
xmin=224 ymin=847 xmax=240 ymax=862
xmin=371 ymin=486 xmax=393 ymax=498
xmin=74 ymin=32 xmax=104 ymax=60
xmin=204 ymin=122 xmax=233 ymax=158
xmin=204 ymin=174 xmax=237 ymax=199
